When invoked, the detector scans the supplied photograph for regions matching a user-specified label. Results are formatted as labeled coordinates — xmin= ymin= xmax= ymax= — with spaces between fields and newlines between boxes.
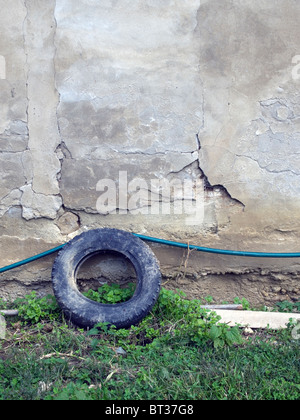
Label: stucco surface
xmin=0 ymin=0 xmax=300 ymax=305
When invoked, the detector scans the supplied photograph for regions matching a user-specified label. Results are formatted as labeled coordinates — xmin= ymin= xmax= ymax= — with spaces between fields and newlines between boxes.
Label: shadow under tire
xmin=51 ymin=228 xmax=162 ymax=329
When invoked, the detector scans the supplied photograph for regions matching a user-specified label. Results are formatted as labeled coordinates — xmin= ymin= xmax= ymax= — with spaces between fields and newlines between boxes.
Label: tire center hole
xmin=76 ymin=250 xmax=137 ymax=303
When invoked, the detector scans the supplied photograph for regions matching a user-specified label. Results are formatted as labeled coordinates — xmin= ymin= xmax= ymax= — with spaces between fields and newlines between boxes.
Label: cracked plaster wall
xmin=1 ymin=0 xmax=300 ymax=304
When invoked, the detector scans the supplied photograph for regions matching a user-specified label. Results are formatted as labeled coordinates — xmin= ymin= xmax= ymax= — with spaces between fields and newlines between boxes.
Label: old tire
xmin=51 ymin=228 xmax=161 ymax=329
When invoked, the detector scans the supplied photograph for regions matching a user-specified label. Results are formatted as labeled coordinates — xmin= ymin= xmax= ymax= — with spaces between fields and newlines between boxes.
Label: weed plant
xmin=0 ymin=286 xmax=299 ymax=400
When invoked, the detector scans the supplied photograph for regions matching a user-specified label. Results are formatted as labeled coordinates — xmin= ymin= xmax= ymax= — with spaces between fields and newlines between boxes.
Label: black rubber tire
xmin=51 ymin=228 xmax=161 ymax=329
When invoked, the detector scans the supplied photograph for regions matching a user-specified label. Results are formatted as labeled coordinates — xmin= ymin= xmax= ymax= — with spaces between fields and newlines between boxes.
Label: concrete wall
xmin=1 ymin=0 xmax=300 ymax=305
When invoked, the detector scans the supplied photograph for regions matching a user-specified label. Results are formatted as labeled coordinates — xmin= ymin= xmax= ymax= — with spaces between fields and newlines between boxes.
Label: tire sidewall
xmin=52 ymin=229 xmax=161 ymax=329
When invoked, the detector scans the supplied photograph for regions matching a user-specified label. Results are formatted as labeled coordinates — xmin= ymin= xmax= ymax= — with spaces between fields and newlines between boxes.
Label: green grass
xmin=0 ymin=287 xmax=299 ymax=400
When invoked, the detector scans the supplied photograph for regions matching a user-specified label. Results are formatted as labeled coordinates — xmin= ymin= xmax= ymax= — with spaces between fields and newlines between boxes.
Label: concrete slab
xmin=214 ymin=310 xmax=300 ymax=329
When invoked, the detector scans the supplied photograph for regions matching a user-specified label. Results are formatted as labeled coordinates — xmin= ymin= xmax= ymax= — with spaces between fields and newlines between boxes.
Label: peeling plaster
xmin=23 ymin=0 xmax=61 ymax=199
xmin=0 ymin=0 xmax=299 ymax=228
xmin=1 ymin=1 xmax=300 ymax=303
xmin=20 ymin=184 xmax=62 ymax=220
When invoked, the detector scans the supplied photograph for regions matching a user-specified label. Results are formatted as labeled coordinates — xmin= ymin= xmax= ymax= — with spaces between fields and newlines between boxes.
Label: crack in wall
xmin=196 ymin=134 xmax=245 ymax=211
xmin=17 ymin=0 xmax=63 ymax=220
xmin=2 ymin=1 xmax=246 ymax=226
xmin=23 ymin=0 xmax=29 ymax=128
xmin=236 ymin=153 xmax=300 ymax=177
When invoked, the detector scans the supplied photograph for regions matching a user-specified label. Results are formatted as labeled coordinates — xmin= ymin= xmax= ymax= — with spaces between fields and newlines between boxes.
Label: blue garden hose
xmin=0 ymin=245 xmax=65 ymax=274
xmin=1 ymin=232 xmax=300 ymax=275
xmin=134 ymin=234 xmax=300 ymax=259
